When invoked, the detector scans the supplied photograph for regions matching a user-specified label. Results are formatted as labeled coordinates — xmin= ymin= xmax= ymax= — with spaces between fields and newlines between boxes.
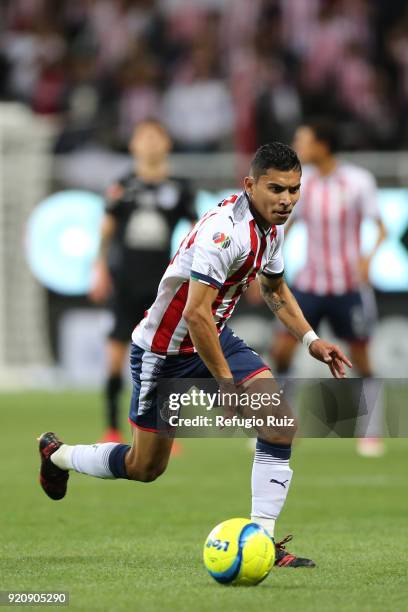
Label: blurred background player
xmin=271 ymin=118 xmax=386 ymax=456
xmin=89 ymin=119 xmax=196 ymax=443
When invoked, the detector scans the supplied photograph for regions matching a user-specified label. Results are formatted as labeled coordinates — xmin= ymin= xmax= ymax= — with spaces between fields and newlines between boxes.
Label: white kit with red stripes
xmin=132 ymin=192 xmax=284 ymax=355
xmin=293 ymin=163 xmax=380 ymax=295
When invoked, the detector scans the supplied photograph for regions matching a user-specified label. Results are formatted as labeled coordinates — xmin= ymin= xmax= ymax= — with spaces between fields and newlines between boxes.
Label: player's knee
xmin=136 ymin=467 xmax=164 ymax=483
xmin=257 ymin=414 xmax=298 ymax=445
xmin=260 ymin=432 xmax=296 ymax=446
xmin=126 ymin=460 xmax=168 ymax=483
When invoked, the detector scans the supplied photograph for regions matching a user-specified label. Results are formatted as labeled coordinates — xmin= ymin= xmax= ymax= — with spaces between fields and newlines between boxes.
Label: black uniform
xmin=105 ymin=172 xmax=196 ymax=342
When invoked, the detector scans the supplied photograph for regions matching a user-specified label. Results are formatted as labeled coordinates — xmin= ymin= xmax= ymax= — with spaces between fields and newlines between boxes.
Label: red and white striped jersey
xmin=132 ymin=192 xmax=284 ymax=355
xmin=293 ymin=163 xmax=380 ymax=295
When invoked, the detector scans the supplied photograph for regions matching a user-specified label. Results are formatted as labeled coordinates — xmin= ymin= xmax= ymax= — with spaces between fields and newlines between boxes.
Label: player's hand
xmin=308 ymin=340 xmax=352 ymax=378
xmin=359 ymin=256 xmax=371 ymax=284
xmin=89 ymin=260 xmax=112 ymax=304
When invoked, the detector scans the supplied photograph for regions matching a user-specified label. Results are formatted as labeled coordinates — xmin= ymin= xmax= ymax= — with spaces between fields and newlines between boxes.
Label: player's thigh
xmin=127 ymin=342 xmax=209 ymax=480
xmin=126 ymin=426 xmax=174 ymax=482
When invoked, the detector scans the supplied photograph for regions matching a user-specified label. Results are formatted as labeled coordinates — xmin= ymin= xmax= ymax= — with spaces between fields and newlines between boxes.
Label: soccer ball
xmin=203 ymin=518 xmax=275 ymax=586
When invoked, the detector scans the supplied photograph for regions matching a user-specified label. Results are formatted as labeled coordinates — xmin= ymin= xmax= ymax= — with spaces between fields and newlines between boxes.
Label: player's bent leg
xmin=38 ymin=427 xmax=173 ymax=500
xmin=125 ymin=426 xmax=174 ymax=482
xmin=243 ymin=371 xmax=295 ymax=537
xmin=238 ymin=370 xmax=314 ymax=567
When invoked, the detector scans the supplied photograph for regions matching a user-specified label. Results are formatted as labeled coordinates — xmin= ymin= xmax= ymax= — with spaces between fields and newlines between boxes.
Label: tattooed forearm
xmin=259 ymin=276 xmax=311 ymax=341
xmin=264 ymin=294 xmax=287 ymax=313
xmin=259 ymin=283 xmax=287 ymax=314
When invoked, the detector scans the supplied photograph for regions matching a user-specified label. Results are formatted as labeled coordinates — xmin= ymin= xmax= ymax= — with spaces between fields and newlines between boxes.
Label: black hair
xmin=304 ymin=117 xmax=340 ymax=153
xmin=250 ymin=142 xmax=301 ymax=181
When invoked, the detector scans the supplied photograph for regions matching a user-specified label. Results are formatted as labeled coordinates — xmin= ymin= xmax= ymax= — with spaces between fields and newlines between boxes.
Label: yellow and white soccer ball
xmin=203 ymin=518 xmax=275 ymax=586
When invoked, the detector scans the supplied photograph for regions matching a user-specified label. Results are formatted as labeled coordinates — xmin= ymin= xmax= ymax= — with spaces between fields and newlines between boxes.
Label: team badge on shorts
xmin=212 ymin=232 xmax=231 ymax=248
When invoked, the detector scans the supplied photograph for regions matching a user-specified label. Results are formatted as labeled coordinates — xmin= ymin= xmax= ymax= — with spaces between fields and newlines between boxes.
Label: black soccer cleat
xmin=274 ymin=535 xmax=316 ymax=568
xmin=38 ymin=432 xmax=69 ymax=500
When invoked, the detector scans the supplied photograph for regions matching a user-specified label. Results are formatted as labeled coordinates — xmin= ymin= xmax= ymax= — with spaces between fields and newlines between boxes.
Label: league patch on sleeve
xmin=212 ymin=232 xmax=231 ymax=249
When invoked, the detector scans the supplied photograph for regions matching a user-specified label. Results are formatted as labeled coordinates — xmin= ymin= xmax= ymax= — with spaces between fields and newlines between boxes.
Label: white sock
xmin=51 ymin=443 xmax=118 ymax=479
xmin=252 ymin=517 xmax=276 ymax=538
xmin=251 ymin=445 xmax=293 ymax=538
xmin=50 ymin=444 xmax=73 ymax=470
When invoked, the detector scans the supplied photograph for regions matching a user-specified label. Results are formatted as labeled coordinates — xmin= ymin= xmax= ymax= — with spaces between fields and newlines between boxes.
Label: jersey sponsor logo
xmin=212 ymin=232 xmax=231 ymax=249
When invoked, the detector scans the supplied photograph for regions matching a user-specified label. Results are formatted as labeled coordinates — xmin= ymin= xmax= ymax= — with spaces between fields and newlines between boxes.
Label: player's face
xmin=245 ymin=168 xmax=301 ymax=226
xmin=293 ymin=126 xmax=320 ymax=164
xmin=130 ymin=123 xmax=171 ymax=162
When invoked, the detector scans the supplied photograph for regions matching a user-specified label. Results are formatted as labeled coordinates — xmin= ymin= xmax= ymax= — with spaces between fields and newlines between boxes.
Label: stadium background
xmin=0 ymin=0 xmax=407 ymax=387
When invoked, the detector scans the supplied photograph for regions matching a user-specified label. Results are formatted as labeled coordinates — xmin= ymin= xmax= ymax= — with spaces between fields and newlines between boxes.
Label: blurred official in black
xmin=89 ymin=119 xmax=196 ymax=442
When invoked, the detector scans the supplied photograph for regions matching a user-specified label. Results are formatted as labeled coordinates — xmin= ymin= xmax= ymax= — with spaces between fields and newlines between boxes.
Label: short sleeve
xmin=190 ymin=215 xmax=239 ymax=290
xmin=357 ymin=171 xmax=381 ymax=220
xmin=261 ymin=226 xmax=284 ymax=278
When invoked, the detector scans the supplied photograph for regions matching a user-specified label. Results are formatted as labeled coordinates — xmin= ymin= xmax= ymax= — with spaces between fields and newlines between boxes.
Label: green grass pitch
xmin=1 ymin=391 xmax=407 ymax=611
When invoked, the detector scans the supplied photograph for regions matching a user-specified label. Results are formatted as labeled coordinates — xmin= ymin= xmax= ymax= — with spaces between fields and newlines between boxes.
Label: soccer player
xmin=89 ymin=119 xmax=196 ymax=443
xmin=39 ymin=142 xmax=352 ymax=567
xmin=271 ymin=119 xmax=386 ymax=455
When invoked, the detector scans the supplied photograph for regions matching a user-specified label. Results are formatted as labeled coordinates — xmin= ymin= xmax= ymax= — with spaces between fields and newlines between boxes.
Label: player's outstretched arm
xmin=183 ymin=280 xmax=233 ymax=381
xmin=183 ymin=281 xmax=238 ymax=418
xmin=258 ymin=274 xmax=352 ymax=378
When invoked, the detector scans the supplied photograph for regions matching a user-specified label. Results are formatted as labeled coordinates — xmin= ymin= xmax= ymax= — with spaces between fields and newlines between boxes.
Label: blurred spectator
xmin=161 ymin=44 xmax=234 ymax=151
xmin=253 ymin=4 xmax=301 ymax=147
xmin=1 ymin=0 xmax=407 ymax=150
xmin=302 ymin=2 xmax=355 ymax=97
xmin=55 ymin=49 xmax=114 ymax=152
xmin=279 ymin=0 xmax=320 ymax=57
xmin=85 ymin=0 xmax=156 ymax=72
xmin=255 ymin=58 xmax=302 ymax=147
xmin=386 ymin=12 xmax=408 ymax=145
xmin=334 ymin=43 xmax=395 ymax=148
xmin=3 ymin=13 xmax=66 ymax=104
xmin=117 ymin=52 xmax=161 ymax=146
xmin=30 ymin=16 xmax=67 ymax=115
